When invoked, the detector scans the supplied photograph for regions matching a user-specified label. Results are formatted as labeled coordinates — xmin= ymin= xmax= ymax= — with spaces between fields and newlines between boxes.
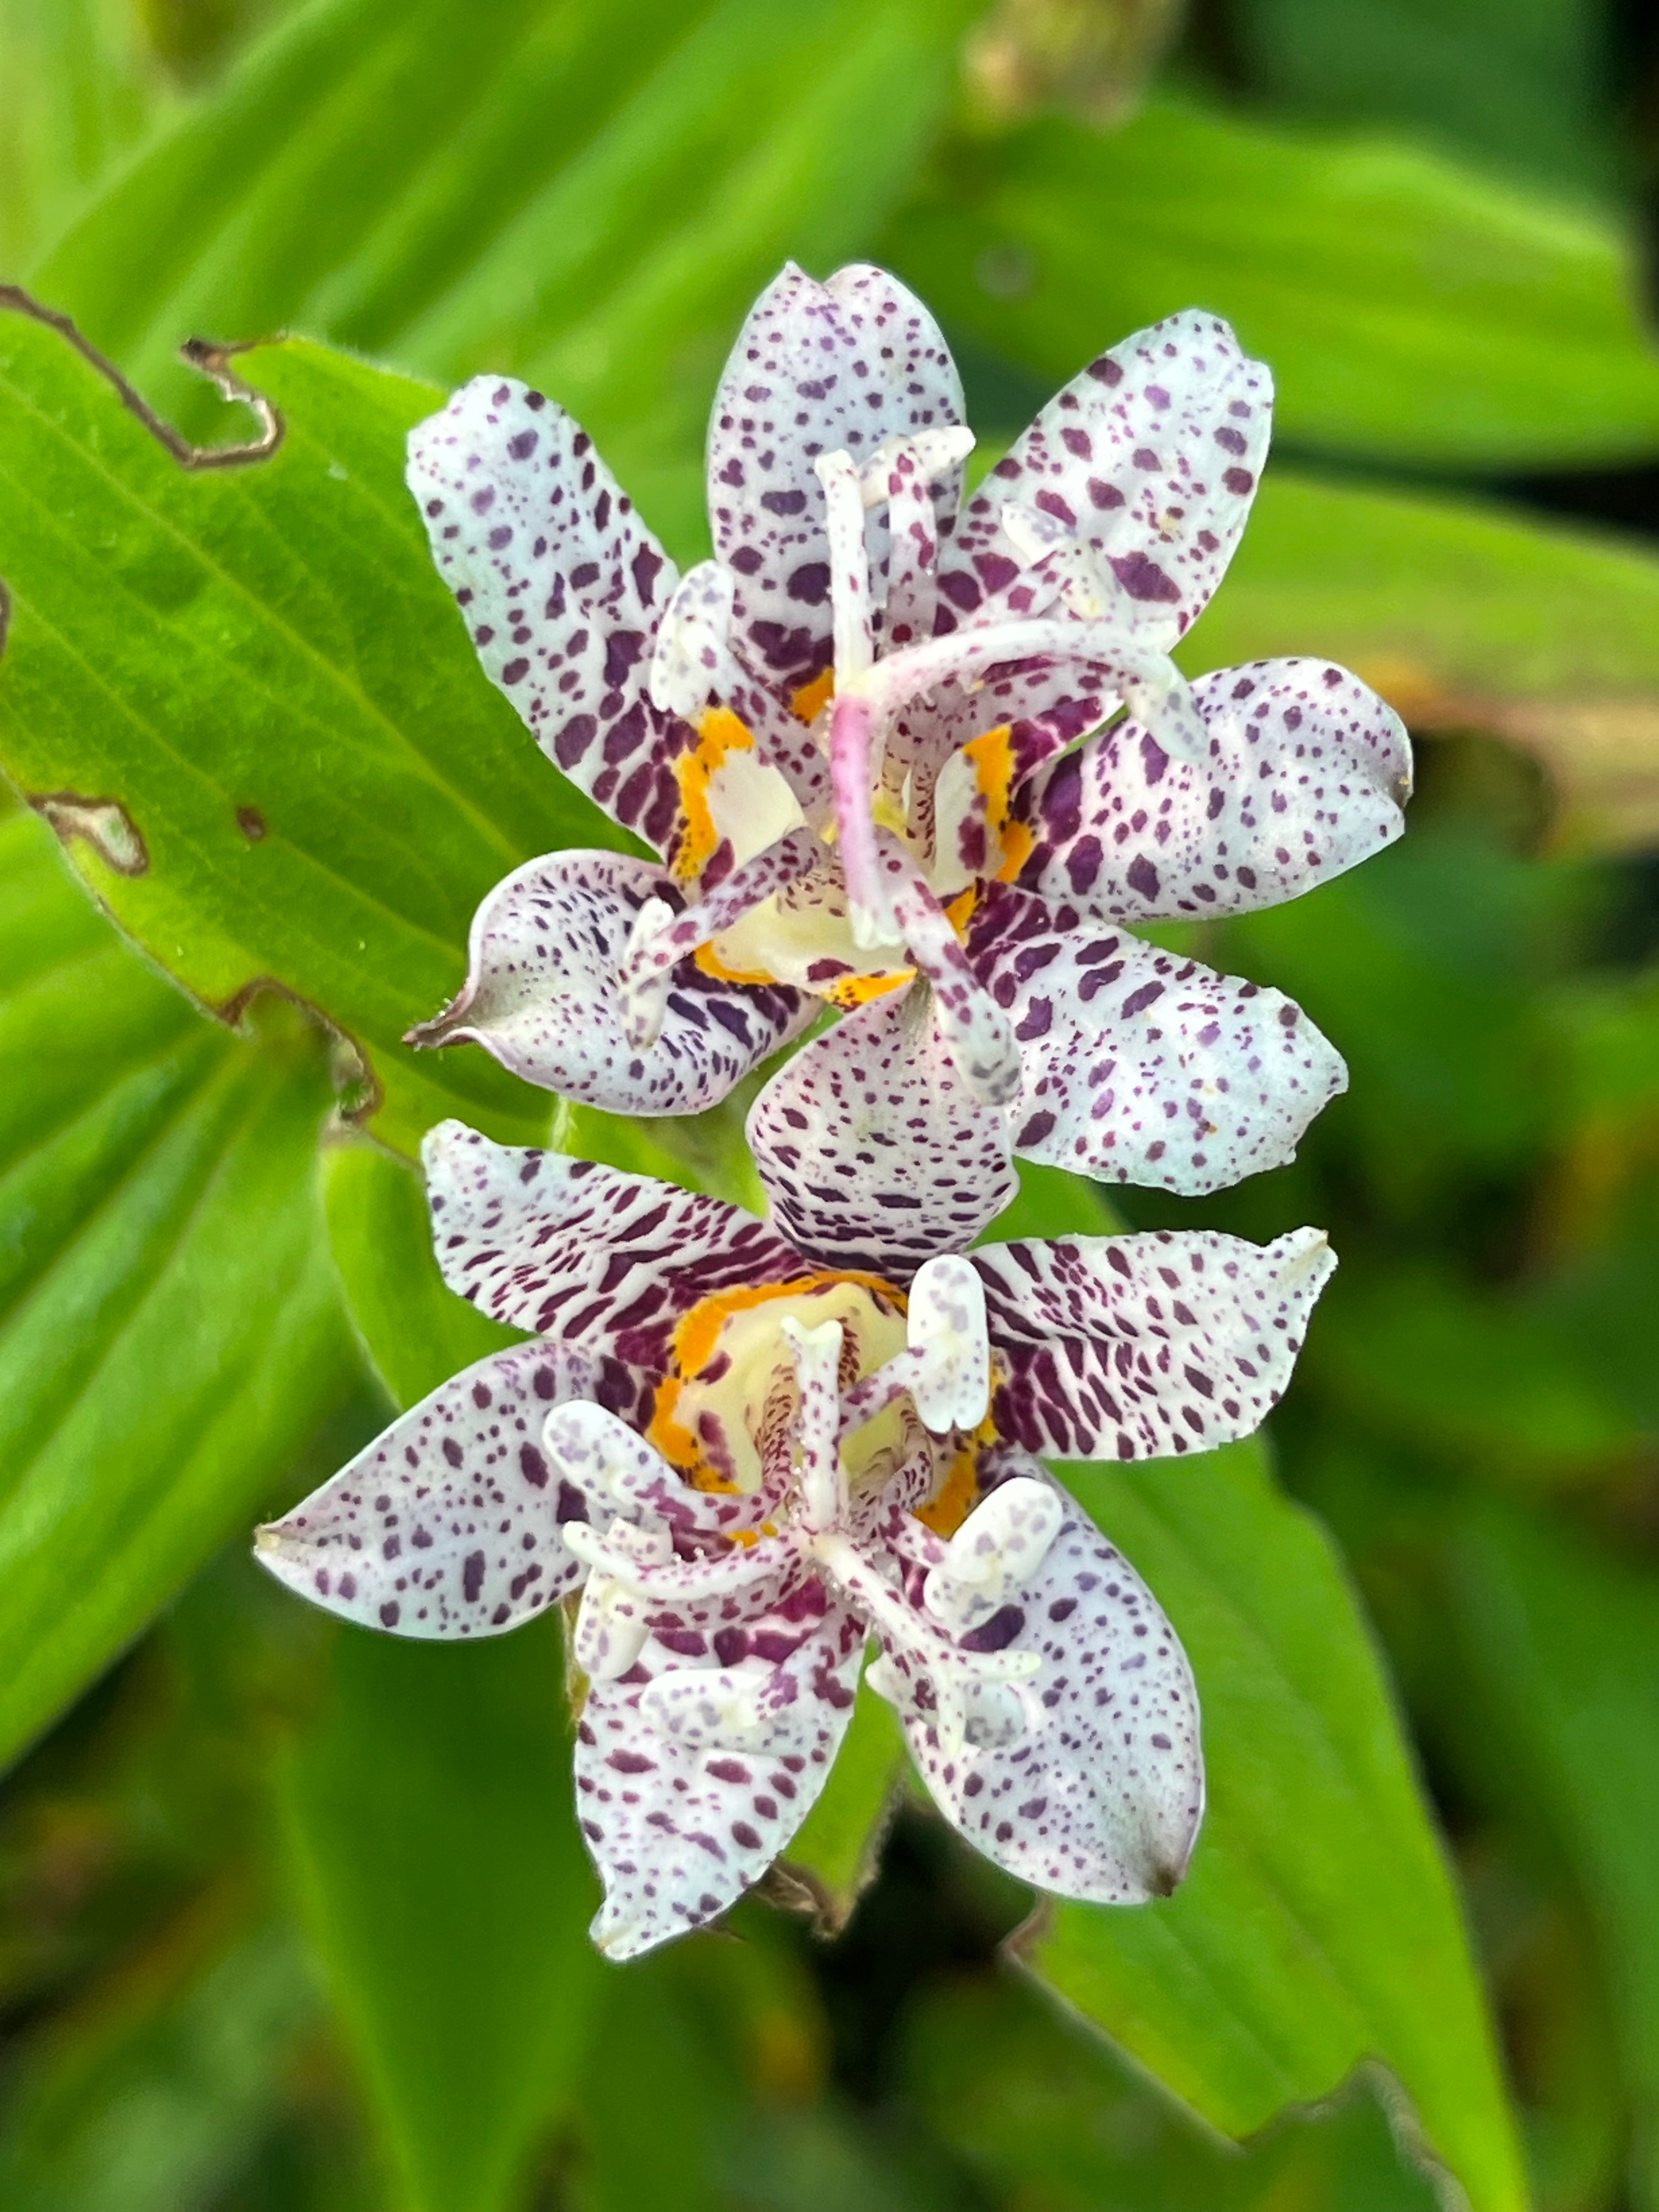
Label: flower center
xmin=644 ymin=1273 xmax=916 ymax=1497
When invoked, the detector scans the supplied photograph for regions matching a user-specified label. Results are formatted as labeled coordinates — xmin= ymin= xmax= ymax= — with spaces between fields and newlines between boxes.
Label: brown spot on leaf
xmin=30 ymin=792 xmax=148 ymax=876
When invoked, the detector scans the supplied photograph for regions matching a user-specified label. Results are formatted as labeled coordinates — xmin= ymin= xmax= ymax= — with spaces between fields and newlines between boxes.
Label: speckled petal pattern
xmin=966 ymin=883 xmax=1346 ymax=1195
xmin=407 ymin=377 xmax=689 ymax=854
xmin=575 ymin=1593 xmax=866 ymax=1957
xmin=972 ymin=1227 xmax=1336 ymax=1461
xmin=1009 ymin=658 xmax=1412 ymax=919
xmin=747 ymin=989 xmax=1017 ymax=1277
xmin=406 ymin=849 xmax=811 ymax=1116
xmin=255 ymin=1344 xmax=595 ymax=1637
xmin=423 ymin=1122 xmax=803 ymax=1362
xmin=941 ymin=310 xmax=1269 ymax=653
xmin=892 ymin=1454 xmax=1203 ymax=1901
xmin=708 ymin=262 xmax=964 ymax=689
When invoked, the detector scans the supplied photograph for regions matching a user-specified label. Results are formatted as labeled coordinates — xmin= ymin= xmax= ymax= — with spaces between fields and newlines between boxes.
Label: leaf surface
xmin=1026 ymin=1440 xmax=1528 ymax=2212
xmin=0 ymin=804 xmax=364 ymax=1769
xmin=886 ymin=100 xmax=1659 ymax=465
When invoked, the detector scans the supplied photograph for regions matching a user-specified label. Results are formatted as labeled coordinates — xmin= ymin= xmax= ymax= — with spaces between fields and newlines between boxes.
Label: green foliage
xmin=0 ymin=803 xmax=365 ymax=1770
xmin=1443 ymin=1501 xmax=1659 ymax=2211
xmin=26 ymin=0 xmax=978 ymax=477
xmin=282 ymin=1627 xmax=603 ymax=2212
xmin=282 ymin=1139 xmax=601 ymax=2212
xmin=0 ymin=318 xmax=609 ymax=1156
xmin=904 ymin=1972 xmax=1443 ymax=2211
xmin=886 ymin=99 xmax=1659 ymax=464
xmin=1228 ymin=0 xmax=1612 ymax=198
xmin=4 ymin=0 xmax=1659 ymax=2202
xmin=1031 ymin=1441 xmax=1528 ymax=2212
xmin=322 ymin=1141 xmax=522 ymax=1408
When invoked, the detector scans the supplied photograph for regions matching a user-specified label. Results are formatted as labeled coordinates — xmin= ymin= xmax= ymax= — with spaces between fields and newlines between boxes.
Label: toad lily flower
xmin=256 ymin=1122 xmax=1335 ymax=1960
xmin=405 ymin=261 xmax=1409 ymax=1207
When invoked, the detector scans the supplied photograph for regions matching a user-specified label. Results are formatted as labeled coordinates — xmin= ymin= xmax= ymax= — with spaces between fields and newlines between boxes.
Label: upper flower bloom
xmin=404 ymin=263 xmax=1409 ymax=1224
xmin=256 ymin=1122 xmax=1335 ymax=1959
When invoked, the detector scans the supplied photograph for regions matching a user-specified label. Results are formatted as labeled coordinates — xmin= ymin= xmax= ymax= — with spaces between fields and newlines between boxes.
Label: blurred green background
xmin=5 ymin=0 xmax=1659 ymax=2206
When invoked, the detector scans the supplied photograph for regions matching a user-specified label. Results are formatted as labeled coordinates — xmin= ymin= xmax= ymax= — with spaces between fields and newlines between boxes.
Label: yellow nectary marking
xmin=673 ymin=1272 xmax=905 ymax=1380
xmin=915 ymin=1407 xmax=1001 ymax=1537
xmin=943 ymin=885 xmax=978 ymax=936
xmin=964 ymin=723 xmax=1017 ymax=837
xmin=995 ymin=816 xmax=1035 ymax=883
xmin=673 ymin=707 xmax=755 ymax=883
xmin=646 ymin=1271 xmax=909 ymax=1492
xmin=823 ymin=968 xmax=915 ymax=1010
xmin=916 ymin=1448 xmax=979 ymax=1538
xmin=792 ymin=668 xmax=834 ymax=723
xmin=693 ymin=940 xmax=778 ymax=988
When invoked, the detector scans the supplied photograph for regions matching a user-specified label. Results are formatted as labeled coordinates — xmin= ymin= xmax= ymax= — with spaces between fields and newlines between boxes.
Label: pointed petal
xmin=1009 ymin=658 xmax=1412 ymax=918
xmin=894 ymin=1455 xmax=1203 ymax=1901
xmin=409 ymin=849 xmax=812 ymax=1115
xmin=966 ymin=884 xmax=1346 ymax=1195
xmin=254 ymin=1345 xmax=594 ymax=1636
xmin=943 ymin=311 xmax=1270 ymax=652
xmin=575 ymin=1588 xmax=866 ymax=1957
xmin=747 ymin=988 xmax=1017 ymax=1277
xmin=422 ymin=1121 xmax=803 ymax=1361
xmin=971 ymin=1226 xmax=1336 ymax=1460
xmin=408 ymin=376 xmax=692 ymax=854
xmin=708 ymin=262 xmax=964 ymax=687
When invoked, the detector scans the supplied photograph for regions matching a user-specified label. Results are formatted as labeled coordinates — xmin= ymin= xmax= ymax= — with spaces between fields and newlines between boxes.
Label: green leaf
xmin=321 ymin=1139 xmax=522 ymax=1411
xmin=1023 ymin=1439 xmax=1528 ymax=2212
xmin=281 ymin=1125 xmax=604 ymax=2212
xmin=1186 ymin=465 xmax=1659 ymax=856
xmin=904 ymin=1971 xmax=1442 ymax=2212
xmin=0 ymin=804 xmax=365 ymax=1770
xmin=0 ymin=0 xmax=177 ymax=273
xmin=0 ymin=316 xmax=614 ymax=1156
xmin=1444 ymin=1498 xmax=1659 ymax=2212
xmin=282 ymin=1623 xmax=603 ymax=2212
xmin=884 ymin=99 xmax=1659 ymax=466
xmin=1229 ymin=0 xmax=1612 ymax=201
xmin=30 ymin=0 xmax=975 ymax=483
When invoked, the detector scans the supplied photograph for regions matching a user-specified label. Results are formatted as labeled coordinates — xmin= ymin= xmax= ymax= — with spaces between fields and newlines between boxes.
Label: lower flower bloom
xmin=256 ymin=1123 xmax=1334 ymax=1958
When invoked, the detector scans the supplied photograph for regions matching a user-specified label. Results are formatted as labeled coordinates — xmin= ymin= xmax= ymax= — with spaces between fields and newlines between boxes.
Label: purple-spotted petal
xmin=422 ymin=1122 xmax=803 ymax=1362
xmin=966 ymin=884 xmax=1345 ymax=1195
xmin=408 ymin=849 xmax=812 ymax=1115
xmin=972 ymin=1226 xmax=1336 ymax=1460
xmin=708 ymin=262 xmax=964 ymax=689
xmin=748 ymin=989 xmax=1016 ymax=1277
xmin=254 ymin=1344 xmax=594 ymax=1636
xmin=1009 ymin=658 xmax=1411 ymax=919
xmin=894 ymin=1454 xmax=1203 ymax=1901
xmin=575 ymin=1588 xmax=866 ymax=1957
xmin=408 ymin=377 xmax=688 ymax=854
xmin=943 ymin=311 xmax=1269 ymax=651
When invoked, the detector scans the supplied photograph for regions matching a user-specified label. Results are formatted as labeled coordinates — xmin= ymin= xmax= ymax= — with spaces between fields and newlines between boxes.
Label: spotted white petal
xmin=972 ymin=1227 xmax=1336 ymax=1461
xmin=707 ymin=262 xmax=964 ymax=690
xmin=891 ymin=1455 xmax=1204 ymax=1903
xmin=421 ymin=1122 xmax=802 ymax=1362
xmin=254 ymin=1344 xmax=595 ymax=1637
xmin=964 ymin=884 xmax=1346 ymax=1196
xmin=407 ymin=376 xmax=687 ymax=854
xmin=1008 ymin=658 xmax=1412 ymax=919
xmin=942 ymin=309 xmax=1271 ymax=653
xmin=746 ymin=988 xmax=1018 ymax=1277
xmin=576 ymin=1593 xmax=866 ymax=1959
xmin=408 ymin=849 xmax=812 ymax=1115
